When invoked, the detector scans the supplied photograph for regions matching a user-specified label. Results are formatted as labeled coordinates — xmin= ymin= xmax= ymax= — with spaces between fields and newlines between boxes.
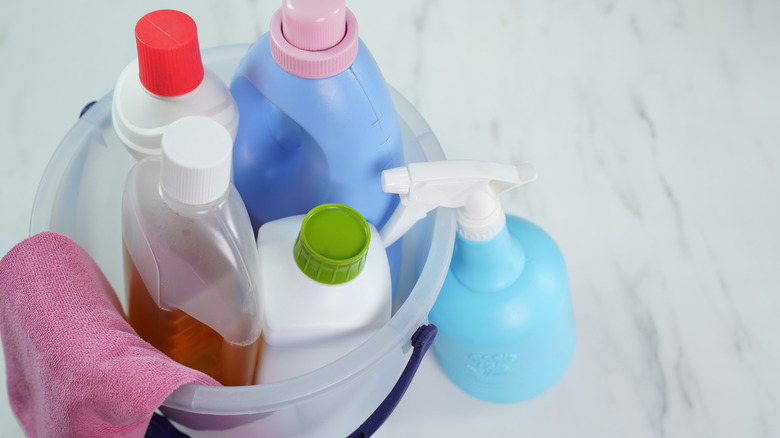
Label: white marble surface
xmin=2 ymin=0 xmax=779 ymax=437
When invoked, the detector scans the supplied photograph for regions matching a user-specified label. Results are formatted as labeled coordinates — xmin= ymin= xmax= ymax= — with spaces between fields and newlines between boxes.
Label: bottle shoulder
xmin=505 ymin=216 xmax=565 ymax=258
xmin=430 ymin=216 xmax=569 ymax=341
xmin=448 ymin=216 xmax=567 ymax=293
xmin=123 ymin=160 xmax=256 ymax=258
xmin=257 ymin=215 xmax=392 ymax=346
xmin=112 ymin=60 xmax=238 ymax=160
xmin=231 ymin=35 xmax=394 ymax=124
xmin=114 ymin=61 xmax=236 ymax=125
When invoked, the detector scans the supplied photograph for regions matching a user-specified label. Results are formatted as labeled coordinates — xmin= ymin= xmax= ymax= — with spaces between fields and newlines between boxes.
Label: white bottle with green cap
xmin=256 ymin=203 xmax=391 ymax=384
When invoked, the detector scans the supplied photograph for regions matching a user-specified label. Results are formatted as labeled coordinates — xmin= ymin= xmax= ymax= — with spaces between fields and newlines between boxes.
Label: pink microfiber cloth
xmin=0 ymin=232 xmax=219 ymax=437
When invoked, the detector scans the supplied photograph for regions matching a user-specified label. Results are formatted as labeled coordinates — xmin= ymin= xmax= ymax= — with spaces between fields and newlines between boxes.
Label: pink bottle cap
xmin=282 ymin=0 xmax=345 ymax=51
xmin=270 ymin=0 xmax=359 ymax=79
xmin=134 ymin=10 xmax=205 ymax=97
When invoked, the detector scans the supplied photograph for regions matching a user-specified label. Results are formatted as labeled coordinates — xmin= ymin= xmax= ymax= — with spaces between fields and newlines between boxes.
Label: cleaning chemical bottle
xmin=121 ymin=116 xmax=262 ymax=386
xmin=380 ymin=160 xmax=575 ymax=403
xmin=112 ymin=9 xmax=239 ymax=161
xmin=229 ymin=0 xmax=404 ymax=233
xmin=255 ymin=203 xmax=391 ymax=384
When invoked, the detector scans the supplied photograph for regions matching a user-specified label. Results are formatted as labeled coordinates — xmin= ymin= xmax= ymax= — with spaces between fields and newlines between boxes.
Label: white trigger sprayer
xmin=379 ymin=160 xmax=538 ymax=247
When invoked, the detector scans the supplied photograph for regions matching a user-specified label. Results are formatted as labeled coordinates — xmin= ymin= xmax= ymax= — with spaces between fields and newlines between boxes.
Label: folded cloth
xmin=0 ymin=232 xmax=220 ymax=438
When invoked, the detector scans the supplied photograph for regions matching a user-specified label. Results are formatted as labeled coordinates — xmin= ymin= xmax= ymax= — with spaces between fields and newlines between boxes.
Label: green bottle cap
xmin=293 ymin=204 xmax=371 ymax=285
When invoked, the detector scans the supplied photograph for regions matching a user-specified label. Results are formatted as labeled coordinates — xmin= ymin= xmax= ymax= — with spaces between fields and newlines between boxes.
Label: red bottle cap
xmin=134 ymin=10 xmax=204 ymax=97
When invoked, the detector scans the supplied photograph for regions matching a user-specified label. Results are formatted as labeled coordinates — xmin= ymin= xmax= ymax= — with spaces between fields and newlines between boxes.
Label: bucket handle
xmin=346 ymin=323 xmax=438 ymax=438
xmin=79 ymin=101 xmax=97 ymax=118
xmin=146 ymin=324 xmax=438 ymax=437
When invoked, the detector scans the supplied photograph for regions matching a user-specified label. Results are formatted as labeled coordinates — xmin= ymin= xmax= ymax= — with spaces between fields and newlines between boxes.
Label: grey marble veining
xmin=1 ymin=0 xmax=779 ymax=437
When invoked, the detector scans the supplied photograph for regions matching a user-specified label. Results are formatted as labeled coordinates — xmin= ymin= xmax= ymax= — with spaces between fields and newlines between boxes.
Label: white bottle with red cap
xmin=112 ymin=9 xmax=239 ymax=161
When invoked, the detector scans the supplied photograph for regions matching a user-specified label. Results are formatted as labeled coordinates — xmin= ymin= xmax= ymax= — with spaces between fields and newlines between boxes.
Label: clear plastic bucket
xmin=29 ymin=44 xmax=455 ymax=437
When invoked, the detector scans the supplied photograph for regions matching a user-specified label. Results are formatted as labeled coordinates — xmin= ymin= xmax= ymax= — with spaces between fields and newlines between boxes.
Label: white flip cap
xmin=160 ymin=116 xmax=233 ymax=206
xmin=380 ymin=160 xmax=537 ymax=245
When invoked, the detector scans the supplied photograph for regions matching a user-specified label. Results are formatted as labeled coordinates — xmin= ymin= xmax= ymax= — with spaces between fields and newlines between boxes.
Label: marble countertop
xmin=1 ymin=1 xmax=779 ymax=436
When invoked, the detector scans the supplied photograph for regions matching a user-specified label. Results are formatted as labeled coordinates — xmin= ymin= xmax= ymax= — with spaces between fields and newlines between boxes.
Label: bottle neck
xmin=158 ymin=183 xmax=229 ymax=215
xmin=450 ymin=223 xmax=525 ymax=293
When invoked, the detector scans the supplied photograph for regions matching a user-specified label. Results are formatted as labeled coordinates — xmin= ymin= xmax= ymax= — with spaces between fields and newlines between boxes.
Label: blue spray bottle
xmin=229 ymin=0 xmax=404 ymax=233
xmin=380 ymin=161 xmax=576 ymax=403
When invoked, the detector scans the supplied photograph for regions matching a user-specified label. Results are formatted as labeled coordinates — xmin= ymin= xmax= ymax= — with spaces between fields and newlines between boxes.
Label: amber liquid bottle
xmin=121 ymin=117 xmax=264 ymax=387
xmin=124 ymin=243 xmax=261 ymax=386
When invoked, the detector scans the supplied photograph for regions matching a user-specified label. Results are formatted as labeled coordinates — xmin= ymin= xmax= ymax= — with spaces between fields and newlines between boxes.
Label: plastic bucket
xmin=30 ymin=44 xmax=455 ymax=437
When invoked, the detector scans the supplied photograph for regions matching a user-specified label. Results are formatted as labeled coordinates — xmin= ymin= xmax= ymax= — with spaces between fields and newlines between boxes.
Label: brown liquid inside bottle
xmin=123 ymin=241 xmax=261 ymax=386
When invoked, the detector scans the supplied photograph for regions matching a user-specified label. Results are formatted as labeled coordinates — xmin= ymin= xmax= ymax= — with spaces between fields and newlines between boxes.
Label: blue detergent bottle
xmin=229 ymin=0 xmax=404 ymax=233
xmin=380 ymin=160 xmax=576 ymax=403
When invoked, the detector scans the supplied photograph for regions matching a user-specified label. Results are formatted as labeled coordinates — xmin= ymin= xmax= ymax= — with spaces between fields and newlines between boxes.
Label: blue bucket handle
xmin=346 ymin=323 xmax=437 ymax=438
xmin=145 ymin=324 xmax=438 ymax=437
xmin=79 ymin=101 xmax=97 ymax=118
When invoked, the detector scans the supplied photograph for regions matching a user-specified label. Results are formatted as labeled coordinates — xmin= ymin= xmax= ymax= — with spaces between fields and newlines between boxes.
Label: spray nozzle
xmin=379 ymin=160 xmax=537 ymax=246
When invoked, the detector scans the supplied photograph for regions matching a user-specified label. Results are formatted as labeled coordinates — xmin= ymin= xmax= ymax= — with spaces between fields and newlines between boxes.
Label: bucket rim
xmin=29 ymin=43 xmax=457 ymax=416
